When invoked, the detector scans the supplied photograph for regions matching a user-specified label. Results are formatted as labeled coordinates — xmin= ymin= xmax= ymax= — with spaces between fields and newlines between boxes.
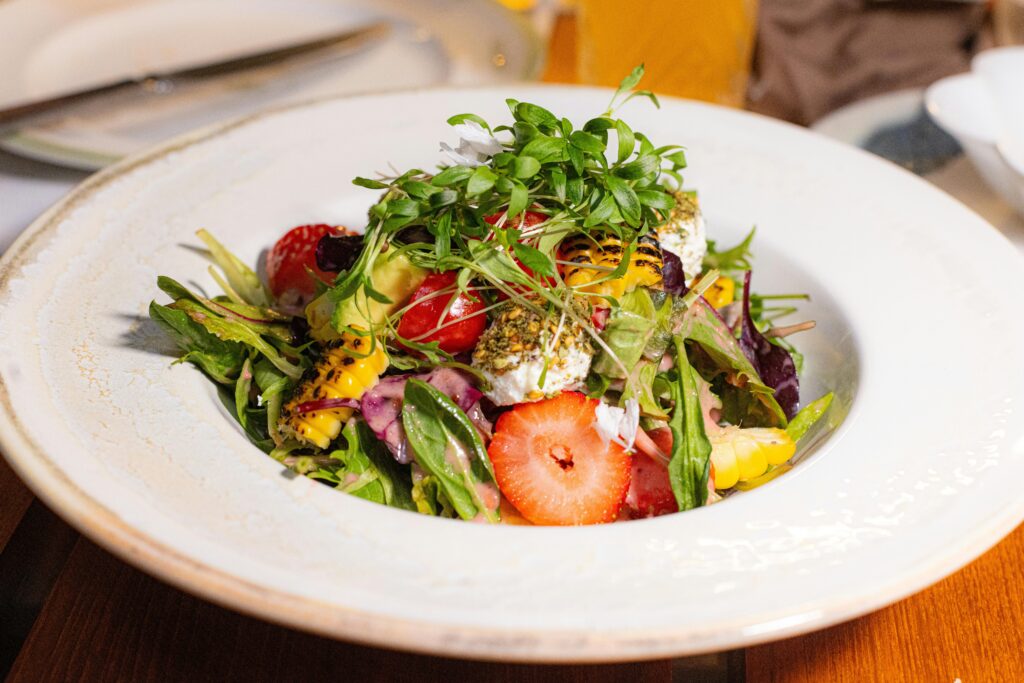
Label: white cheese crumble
xmin=657 ymin=192 xmax=707 ymax=282
xmin=594 ymin=398 xmax=640 ymax=450
xmin=477 ymin=343 xmax=592 ymax=406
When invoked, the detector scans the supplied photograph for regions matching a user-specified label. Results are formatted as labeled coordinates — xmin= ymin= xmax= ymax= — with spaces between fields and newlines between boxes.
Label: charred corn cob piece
xmin=698 ymin=274 xmax=735 ymax=309
xmin=709 ymin=426 xmax=795 ymax=490
xmin=561 ymin=233 xmax=663 ymax=298
xmin=278 ymin=333 xmax=388 ymax=449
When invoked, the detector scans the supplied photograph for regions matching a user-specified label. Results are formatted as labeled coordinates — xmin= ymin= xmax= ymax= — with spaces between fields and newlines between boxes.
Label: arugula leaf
xmin=704 ymin=226 xmax=755 ymax=275
xmin=401 ymin=379 xmax=499 ymax=522
xmin=668 ymin=336 xmax=712 ymax=511
xmin=148 ymin=301 xmax=245 ymax=384
xmin=786 ymin=393 xmax=834 ymax=442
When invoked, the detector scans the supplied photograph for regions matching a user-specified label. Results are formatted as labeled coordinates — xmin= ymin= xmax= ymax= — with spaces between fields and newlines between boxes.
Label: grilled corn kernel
xmin=700 ymin=275 xmax=734 ymax=309
xmin=709 ymin=427 xmax=795 ymax=490
xmin=561 ymin=233 xmax=663 ymax=298
xmin=279 ymin=333 xmax=388 ymax=449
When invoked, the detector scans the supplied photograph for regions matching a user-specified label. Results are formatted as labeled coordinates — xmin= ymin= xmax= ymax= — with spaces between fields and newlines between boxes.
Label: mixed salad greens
xmin=150 ymin=68 xmax=832 ymax=525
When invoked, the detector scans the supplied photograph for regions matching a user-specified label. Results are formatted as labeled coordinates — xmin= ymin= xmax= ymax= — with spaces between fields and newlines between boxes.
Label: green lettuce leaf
xmin=667 ymin=335 xmax=712 ymax=511
xmin=310 ymin=420 xmax=416 ymax=510
xmin=148 ymin=301 xmax=245 ymax=384
xmin=674 ymin=299 xmax=787 ymax=427
xmin=593 ymin=288 xmax=657 ymax=378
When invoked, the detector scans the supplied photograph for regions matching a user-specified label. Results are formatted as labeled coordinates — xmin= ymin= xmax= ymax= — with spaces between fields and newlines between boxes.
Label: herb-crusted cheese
xmin=657 ymin=190 xmax=707 ymax=282
xmin=471 ymin=298 xmax=594 ymax=405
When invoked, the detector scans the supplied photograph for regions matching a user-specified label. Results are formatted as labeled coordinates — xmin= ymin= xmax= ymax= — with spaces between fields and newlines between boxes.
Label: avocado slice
xmin=306 ymin=251 xmax=427 ymax=342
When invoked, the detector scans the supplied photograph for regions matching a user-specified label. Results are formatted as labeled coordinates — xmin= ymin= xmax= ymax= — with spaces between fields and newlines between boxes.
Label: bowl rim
xmin=3 ymin=84 xmax=1024 ymax=662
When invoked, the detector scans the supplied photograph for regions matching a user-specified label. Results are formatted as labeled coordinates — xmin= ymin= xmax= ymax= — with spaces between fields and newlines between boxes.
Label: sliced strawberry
xmin=628 ymin=427 xmax=715 ymax=518
xmin=266 ymin=223 xmax=344 ymax=305
xmin=488 ymin=392 xmax=631 ymax=525
xmin=626 ymin=453 xmax=678 ymax=519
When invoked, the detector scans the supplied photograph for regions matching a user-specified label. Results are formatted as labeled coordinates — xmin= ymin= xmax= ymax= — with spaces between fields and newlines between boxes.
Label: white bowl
xmin=2 ymin=86 xmax=1024 ymax=662
xmin=926 ymin=49 xmax=1024 ymax=216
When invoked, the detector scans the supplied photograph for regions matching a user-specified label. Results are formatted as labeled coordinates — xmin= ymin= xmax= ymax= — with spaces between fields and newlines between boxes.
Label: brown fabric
xmin=749 ymin=0 xmax=988 ymax=125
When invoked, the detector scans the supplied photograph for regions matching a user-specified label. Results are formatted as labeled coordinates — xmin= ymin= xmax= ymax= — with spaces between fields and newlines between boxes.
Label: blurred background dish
xmin=0 ymin=0 xmax=542 ymax=170
xmin=926 ymin=47 xmax=1024 ymax=216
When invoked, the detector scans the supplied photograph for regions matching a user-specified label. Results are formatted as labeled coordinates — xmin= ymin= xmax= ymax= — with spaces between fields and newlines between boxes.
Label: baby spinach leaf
xmin=402 ymin=379 xmax=499 ymax=522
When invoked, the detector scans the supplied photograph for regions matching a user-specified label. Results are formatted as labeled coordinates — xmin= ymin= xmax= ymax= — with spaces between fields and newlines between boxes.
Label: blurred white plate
xmin=2 ymin=87 xmax=1023 ymax=662
xmin=0 ymin=0 xmax=541 ymax=170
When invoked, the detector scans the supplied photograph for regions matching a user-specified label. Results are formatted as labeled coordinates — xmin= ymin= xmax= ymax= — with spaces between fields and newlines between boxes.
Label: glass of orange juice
xmin=575 ymin=0 xmax=758 ymax=107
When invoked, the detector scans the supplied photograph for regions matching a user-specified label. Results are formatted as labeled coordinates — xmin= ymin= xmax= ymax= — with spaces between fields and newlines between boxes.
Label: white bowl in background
xmin=926 ymin=48 xmax=1024 ymax=216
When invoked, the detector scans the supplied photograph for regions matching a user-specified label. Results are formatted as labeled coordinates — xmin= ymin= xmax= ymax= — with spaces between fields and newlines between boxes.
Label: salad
xmin=150 ymin=68 xmax=832 ymax=525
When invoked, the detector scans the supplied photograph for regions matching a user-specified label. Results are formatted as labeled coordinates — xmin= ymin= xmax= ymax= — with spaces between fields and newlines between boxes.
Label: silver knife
xmin=0 ymin=21 xmax=390 ymax=133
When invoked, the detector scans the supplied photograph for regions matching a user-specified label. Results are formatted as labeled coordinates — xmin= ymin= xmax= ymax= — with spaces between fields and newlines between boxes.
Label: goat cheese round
xmin=471 ymin=298 xmax=594 ymax=406
xmin=657 ymin=191 xmax=707 ymax=281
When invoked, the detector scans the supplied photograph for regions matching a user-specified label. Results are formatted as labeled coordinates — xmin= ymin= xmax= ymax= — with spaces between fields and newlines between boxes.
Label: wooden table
xmin=3 ymin=11 xmax=1024 ymax=683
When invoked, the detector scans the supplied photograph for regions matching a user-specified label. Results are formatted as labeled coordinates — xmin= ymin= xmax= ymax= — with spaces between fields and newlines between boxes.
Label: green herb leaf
xmin=521 ymin=135 xmax=567 ymax=164
xmin=513 ymin=155 xmax=541 ymax=179
xmin=171 ymin=299 xmax=303 ymax=379
xmin=569 ymin=130 xmax=606 ymax=155
xmin=195 ymin=230 xmax=269 ymax=307
xmin=508 ymin=179 xmax=529 ymax=218
xmin=353 ymin=177 xmax=390 ymax=190
xmin=234 ymin=356 xmax=253 ymax=429
xmin=467 ymin=165 xmax=498 ymax=196
xmin=583 ymin=193 xmax=617 ymax=228
xmin=611 ymin=64 xmax=645 ymax=106
xmin=614 ymin=154 xmax=660 ymax=180
xmin=606 ymin=174 xmax=641 ymax=226
xmin=515 ymin=102 xmax=559 ymax=129
xmin=447 ymin=113 xmax=491 ymax=130
xmin=431 ymin=165 xmax=474 ymax=186
xmin=512 ymin=241 xmax=555 ymax=277
xmin=615 ymin=119 xmax=635 ymax=163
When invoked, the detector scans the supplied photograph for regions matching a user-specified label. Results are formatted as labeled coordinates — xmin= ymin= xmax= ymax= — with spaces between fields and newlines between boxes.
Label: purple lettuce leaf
xmin=661 ymin=250 xmax=688 ymax=296
xmin=738 ymin=272 xmax=800 ymax=420
xmin=360 ymin=367 xmax=484 ymax=463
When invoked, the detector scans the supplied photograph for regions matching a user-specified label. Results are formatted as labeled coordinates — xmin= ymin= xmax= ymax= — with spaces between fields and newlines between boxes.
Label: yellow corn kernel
xmin=701 ymin=275 xmax=734 ymax=309
xmin=710 ymin=427 xmax=795 ymax=490
xmin=561 ymin=233 xmax=663 ymax=298
xmin=279 ymin=333 xmax=388 ymax=449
